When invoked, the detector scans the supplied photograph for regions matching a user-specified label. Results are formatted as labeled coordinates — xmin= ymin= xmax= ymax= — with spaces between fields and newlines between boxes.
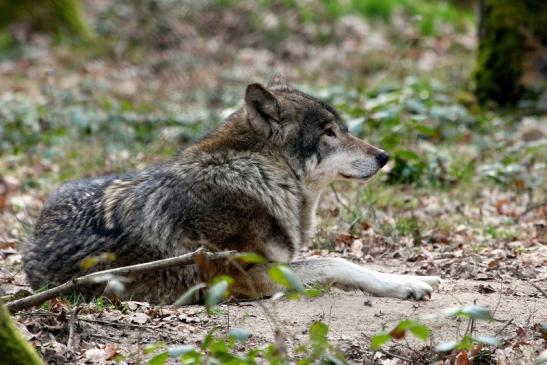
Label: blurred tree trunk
xmin=0 ymin=0 xmax=93 ymax=40
xmin=0 ymin=303 xmax=45 ymax=365
xmin=474 ymin=0 xmax=547 ymax=106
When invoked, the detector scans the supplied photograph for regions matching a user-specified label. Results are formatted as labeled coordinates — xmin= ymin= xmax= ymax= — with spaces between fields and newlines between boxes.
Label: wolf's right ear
xmin=245 ymin=83 xmax=282 ymax=138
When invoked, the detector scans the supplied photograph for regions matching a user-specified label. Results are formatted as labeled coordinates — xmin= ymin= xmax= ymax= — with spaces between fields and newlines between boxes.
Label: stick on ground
xmin=6 ymin=247 xmax=237 ymax=313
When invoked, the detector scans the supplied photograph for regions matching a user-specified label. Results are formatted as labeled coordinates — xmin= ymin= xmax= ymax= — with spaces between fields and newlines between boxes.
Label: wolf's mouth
xmin=339 ymin=173 xmax=374 ymax=180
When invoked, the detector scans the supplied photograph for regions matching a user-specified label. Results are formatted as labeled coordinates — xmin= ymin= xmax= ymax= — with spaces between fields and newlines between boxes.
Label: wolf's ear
xmin=245 ymin=83 xmax=282 ymax=137
xmin=267 ymin=75 xmax=289 ymax=89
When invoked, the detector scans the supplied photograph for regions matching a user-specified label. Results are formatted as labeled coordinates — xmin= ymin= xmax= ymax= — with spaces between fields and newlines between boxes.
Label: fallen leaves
xmin=349 ymin=238 xmax=364 ymax=258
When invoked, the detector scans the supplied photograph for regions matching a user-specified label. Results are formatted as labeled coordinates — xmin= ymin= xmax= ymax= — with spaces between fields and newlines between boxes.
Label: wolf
xmin=22 ymin=77 xmax=440 ymax=304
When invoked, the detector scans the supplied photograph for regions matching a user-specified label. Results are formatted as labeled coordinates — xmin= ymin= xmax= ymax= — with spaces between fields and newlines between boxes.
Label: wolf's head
xmin=244 ymin=77 xmax=388 ymax=188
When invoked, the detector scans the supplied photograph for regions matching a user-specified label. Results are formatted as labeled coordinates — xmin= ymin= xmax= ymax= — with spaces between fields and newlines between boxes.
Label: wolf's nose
xmin=375 ymin=152 xmax=389 ymax=167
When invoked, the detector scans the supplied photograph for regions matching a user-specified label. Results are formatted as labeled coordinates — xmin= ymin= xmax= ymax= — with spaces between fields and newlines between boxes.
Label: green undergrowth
xmin=2 ymin=75 xmax=544 ymax=191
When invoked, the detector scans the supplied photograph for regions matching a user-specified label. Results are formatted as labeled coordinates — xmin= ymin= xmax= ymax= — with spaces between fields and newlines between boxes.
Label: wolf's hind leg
xmin=290 ymin=258 xmax=440 ymax=300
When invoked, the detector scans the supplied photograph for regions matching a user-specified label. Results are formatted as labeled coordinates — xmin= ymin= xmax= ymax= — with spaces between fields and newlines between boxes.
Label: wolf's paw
xmin=376 ymin=274 xmax=441 ymax=300
xmin=397 ymin=279 xmax=434 ymax=300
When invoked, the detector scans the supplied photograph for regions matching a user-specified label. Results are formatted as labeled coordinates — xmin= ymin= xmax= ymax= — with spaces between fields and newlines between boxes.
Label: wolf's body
xmin=23 ymin=77 xmax=440 ymax=303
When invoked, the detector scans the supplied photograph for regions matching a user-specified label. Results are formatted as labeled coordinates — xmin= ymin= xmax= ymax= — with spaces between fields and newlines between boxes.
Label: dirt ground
xmin=4 ymin=255 xmax=546 ymax=364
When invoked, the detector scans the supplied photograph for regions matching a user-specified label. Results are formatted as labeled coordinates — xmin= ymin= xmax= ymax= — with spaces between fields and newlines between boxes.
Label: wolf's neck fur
xmin=185 ymin=113 xmax=326 ymax=252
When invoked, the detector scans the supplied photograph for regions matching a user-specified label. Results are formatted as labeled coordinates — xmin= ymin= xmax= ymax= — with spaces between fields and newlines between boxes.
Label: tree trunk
xmin=474 ymin=0 xmax=547 ymax=106
xmin=0 ymin=303 xmax=45 ymax=365
xmin=0 ymin=0 xmax=93 ymax=40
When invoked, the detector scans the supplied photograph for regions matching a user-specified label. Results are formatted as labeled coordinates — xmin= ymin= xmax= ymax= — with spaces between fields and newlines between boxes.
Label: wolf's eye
xmin=324 ymin=129 xmax=336 ymax=138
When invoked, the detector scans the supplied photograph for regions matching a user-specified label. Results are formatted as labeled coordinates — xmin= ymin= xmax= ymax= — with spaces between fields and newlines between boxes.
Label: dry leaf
xmin=105 ymin=343 xmax=119 ymax=360
xmin=350 ymin=239 xmax=364 ymax=258
xmin=130 ymin=312 xmax=149 ymax=324
xmin=455 ymin=350 xmax=470 ymax=365
xmin=85 ymin=348 xmax=108 ymax=363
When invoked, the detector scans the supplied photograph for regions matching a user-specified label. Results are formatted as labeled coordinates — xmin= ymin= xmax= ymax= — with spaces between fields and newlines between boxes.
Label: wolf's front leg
xmin=291 ymin=258 xmax=441 ymax=300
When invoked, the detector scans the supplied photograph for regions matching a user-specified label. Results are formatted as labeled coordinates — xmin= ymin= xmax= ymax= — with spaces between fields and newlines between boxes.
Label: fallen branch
xmin=7 ymin=247 xmax=237 ymax=313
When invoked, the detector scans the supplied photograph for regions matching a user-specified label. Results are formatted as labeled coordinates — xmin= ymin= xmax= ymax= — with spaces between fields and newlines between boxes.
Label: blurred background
xmin=0 ymin=0 xmax=545 ymax=263
xmin=1 ymin=3 xmax=546 ymax=363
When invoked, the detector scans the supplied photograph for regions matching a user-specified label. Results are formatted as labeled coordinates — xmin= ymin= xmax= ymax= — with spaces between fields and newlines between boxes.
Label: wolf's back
xmin=22 ymin=175 xmax=129 ymax=290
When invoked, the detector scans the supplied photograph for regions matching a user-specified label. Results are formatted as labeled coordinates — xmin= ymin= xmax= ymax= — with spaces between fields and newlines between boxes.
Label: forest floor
xmin=0 ymin=1 xmax=546 ymax=364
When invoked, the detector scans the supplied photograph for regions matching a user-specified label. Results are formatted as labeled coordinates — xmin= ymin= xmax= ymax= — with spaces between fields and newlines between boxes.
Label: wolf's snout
xmin=375 ymin=151 xmax=389 ymax=167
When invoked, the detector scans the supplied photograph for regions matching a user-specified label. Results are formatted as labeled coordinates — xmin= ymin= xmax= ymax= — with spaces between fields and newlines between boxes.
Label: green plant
xmin=435 ymin=305 xmax=500 ymax=356
xmin=395 ymin=214 xmax=422 ymax=244
xmin=147 ymin=260 xmax=347 ymax=364
xmin=145 ymin=320 xmax=347 ymax=365
xmin=371 ymin=319 xmax=430 ymax=350
xmin=370 ymin=305 xmax=501 ymax=362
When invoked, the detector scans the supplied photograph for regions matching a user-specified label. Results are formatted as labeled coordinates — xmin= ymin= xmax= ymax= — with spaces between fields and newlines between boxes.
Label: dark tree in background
xmin=474 ymin=0 xmax=547 ymax=106
xmin=0 ymin=0 xmax=93 ymax=40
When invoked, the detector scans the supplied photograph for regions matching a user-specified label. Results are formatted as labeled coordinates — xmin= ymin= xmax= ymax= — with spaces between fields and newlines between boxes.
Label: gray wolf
xmin=22 ymin=77 xmax=440 ymax=303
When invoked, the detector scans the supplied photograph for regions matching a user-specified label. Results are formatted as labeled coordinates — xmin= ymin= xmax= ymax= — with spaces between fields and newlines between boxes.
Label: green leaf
xmin=443 ymin=305 xmax=493 ymax=320
xmin=371 ymin=332 xmax=391 ymax=350
xmin=395 ymin=319 xmax=415 ymax=330
xmin=462 ymin=305 xmax=493 ymax=320
xmin=144 ymin=342 xmax=165 ymax=354
xmin=148 ymin=352 xmax=168 ymax=365
xmin=456 ymin=335 xmax=474 ymax=351
xmin=201 ymin=331 xmax=215 ymax=350
xmin=205 ymin=276 xmax=234 ymax=313
xmin=304 ymin=288 xmax=323 ymax=298
xmin=229 ymin=328 xmax=251 ymax=342
xmin=235 ymin=252 xmax=267 ymax=264
xmin=409 ymin=324 xmax=430 ymax=341
xmin=168 ymin=345 xmax=195 ymax=357
xmin=434 ymin=341 xmax=458 ymax=352
xmin=268 ymin=265 xmax=305 ymax=293
xmin=474 ymin=336 xmax=501 ymax=347
xmin=390 ymin=320 xmax=429 ymax=341
xmin=173 ymin=283 xmax=206 ymax=307
xmin=310 ymin=321 xmax=328 ymax=344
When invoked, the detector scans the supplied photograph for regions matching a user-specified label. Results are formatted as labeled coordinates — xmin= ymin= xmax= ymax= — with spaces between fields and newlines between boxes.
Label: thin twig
xmin=7 ymin=247 xmax=237 ymax=313
xmin=67 ymin=306 xmax=82 ymax=352
xmin=494 ymin=318 xmax=514 ymax=337
xmin=377 ymin=349 xmax=417 ymax=364
xmin=77 ymin=317 xmax=165 ymax=331
xmin=530 ymin=282 xmax=547 ymax=299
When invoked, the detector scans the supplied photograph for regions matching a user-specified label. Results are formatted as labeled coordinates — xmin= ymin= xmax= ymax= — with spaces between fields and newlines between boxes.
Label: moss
xmin=0 ymin=304 xmax=45 ymax=365
xmin=474 ymin=0 xmax=547 ymax=106
xmin=0 ymin=0 xmax=93 ymax=40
